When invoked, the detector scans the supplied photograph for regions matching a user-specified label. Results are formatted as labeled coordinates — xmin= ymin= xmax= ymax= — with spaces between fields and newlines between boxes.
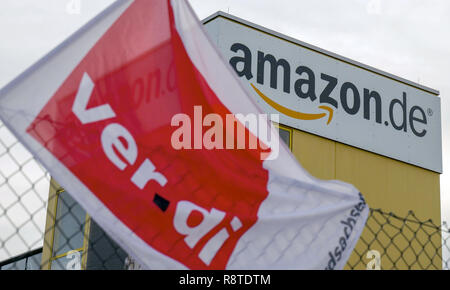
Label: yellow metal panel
xmin=335 ymin=142 xmax=440 ymax=223
xmin=289 ymin=128 xmax=440 ymax=223
xmin=291 ymin=129 xmax=335 ymax=180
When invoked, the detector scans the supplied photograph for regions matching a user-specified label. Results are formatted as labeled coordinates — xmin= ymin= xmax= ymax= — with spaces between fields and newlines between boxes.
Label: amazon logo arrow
xmin=251 ymin=83 xmax=334 ymax=125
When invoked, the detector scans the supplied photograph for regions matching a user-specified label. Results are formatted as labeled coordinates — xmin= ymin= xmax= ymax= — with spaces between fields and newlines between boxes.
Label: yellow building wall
xmin=290 ymin=127 xmax=442 ymax=269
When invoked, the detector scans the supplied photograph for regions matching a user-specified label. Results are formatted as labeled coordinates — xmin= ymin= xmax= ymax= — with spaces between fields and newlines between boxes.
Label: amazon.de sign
xmin=204 ymin=13 xmax=442 ymax=173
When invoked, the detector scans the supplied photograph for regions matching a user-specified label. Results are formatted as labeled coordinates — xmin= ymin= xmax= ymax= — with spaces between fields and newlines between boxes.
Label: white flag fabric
xmin=0 ymin=0 xmax=368 ymax=269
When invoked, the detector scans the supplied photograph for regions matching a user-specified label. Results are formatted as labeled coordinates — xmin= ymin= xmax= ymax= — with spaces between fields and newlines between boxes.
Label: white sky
xmin=0 ymin=0 xmax=449 ymax=258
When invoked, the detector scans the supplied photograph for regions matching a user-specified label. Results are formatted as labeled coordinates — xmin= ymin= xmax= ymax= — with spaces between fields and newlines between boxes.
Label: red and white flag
xmin=0 ymin=0 xmax=368 ymax=269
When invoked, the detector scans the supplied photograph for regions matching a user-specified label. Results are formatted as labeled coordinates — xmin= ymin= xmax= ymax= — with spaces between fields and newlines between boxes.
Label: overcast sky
xmin=0 ymin=0 xmax=449 ymax=258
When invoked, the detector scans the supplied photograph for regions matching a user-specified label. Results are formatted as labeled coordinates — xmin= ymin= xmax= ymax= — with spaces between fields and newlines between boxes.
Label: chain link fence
xmin=0 ymin=120 xmax=449 ymax=270
xmin=0 ymin=121 xmax=49 ymax=268
xmin=347 ymin=209 xmax=449 ymax=270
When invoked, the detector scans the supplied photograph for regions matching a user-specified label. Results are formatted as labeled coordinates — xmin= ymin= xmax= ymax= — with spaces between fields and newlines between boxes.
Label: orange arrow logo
xmin=250 ymin=83 xmax=334 ymax=125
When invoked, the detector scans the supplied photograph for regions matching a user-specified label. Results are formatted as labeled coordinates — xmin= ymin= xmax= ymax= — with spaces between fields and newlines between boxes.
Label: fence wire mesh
xmin=0 ymin=120 xmax=449 ymax=270
xmin=347 ymin=209 xmax=449 ymax=270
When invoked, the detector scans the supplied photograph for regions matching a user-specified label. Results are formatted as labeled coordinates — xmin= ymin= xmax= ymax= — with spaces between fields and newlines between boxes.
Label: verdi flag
xmin=0 ymin=0 xmax=368 ymax=269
